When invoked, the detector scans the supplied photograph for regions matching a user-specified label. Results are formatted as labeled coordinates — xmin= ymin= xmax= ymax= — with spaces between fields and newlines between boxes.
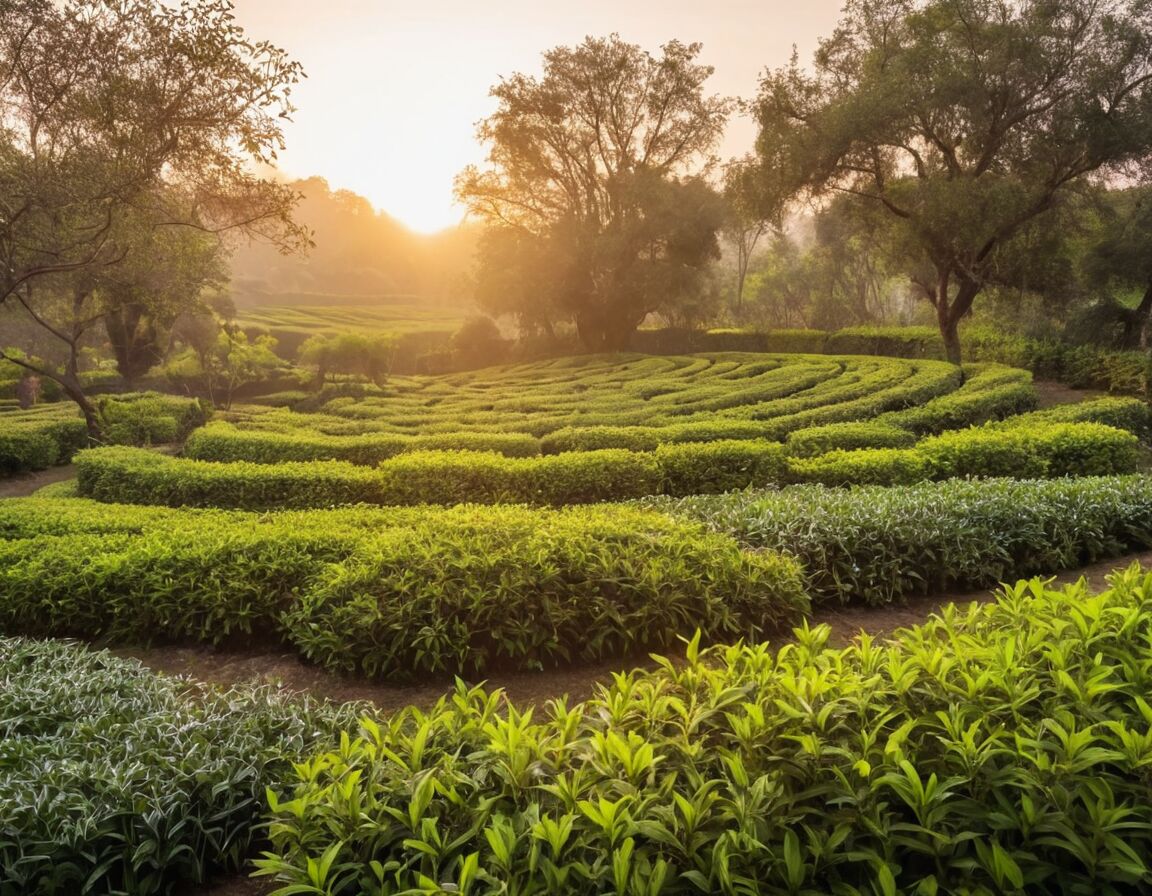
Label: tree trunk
xmin=939 ymin=307 xmax=962 ymax=366
xmin=1121 ymin=281 xmax=1152 ymax=350
xmin=933 ymin=270 xmax=980 ymax=366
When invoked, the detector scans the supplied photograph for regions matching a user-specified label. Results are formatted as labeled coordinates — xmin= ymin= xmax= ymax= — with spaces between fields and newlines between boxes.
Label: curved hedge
xmin=0 ymin=500 xmax=806 ymax=678
xmin=0 ymin=392 xmax=208 ymax=476
xmin=259 ymin=567 xmax=1152 ymax=896
xmin=77 ymin=420 xmax=1139 ymax=509
xmin=649 ymin=475 xmax=1152 ymax=605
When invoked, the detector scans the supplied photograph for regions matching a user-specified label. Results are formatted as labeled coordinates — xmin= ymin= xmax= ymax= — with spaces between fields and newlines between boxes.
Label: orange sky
xmin=233 ymin=1 xmax=845 ymax=233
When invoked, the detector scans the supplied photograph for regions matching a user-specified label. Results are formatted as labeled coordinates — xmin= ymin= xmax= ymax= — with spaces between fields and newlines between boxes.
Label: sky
xmin=233 ymin=1 xmax=846 ymax=233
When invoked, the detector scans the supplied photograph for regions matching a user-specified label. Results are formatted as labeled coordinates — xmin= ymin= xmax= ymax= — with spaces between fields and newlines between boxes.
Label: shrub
xmin=655 ymin=440 xmax=788 ymax=496
xmin=98 ymin=392 xmax=209 ymax=445
xmin=881 ymin=363 xmax=1037 ymax=434
xmin=375 ymin=449 xmax=664 ymax=505
xmin=184 ymin=422 xmax=540 ymax=465
xmin=540 ymin=425 xmax=661 ymax=454
xmin=284 ymin=506 xmax=807 ymax=678
xmin=786 ymin=447 xmax=930 ymax=486
xmin=0 ymin=638 xmax=358 ymax=896
xmin=919 ymin=422 xmax=1140 ymax=479
xmin=0 ymin=499 xmax=806 ymax=678
xmin=995 ymin=396 xmax=1152 ymax=441
xmin=825 ymin=324 xmax=944 ymax=358
xmin=76 ymin=447 xmax=388 ymax=510
xmin=785 ymin=421 xmax=916 ymax=457
xmin=650 ymin=475 xmax=1152 ymax=605
xmin=0 ymin=416 xmax=87 ymax=474
xmin=259 ymin=568 xmax=1152 ymax=896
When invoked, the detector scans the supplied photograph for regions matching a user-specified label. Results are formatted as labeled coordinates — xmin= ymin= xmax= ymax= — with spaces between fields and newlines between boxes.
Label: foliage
xmin=651 ymin=475 xmax=1152 ymax=605
xmin=299 ymin=331 xmax=399 ymax=387
xmin=0 ymin=0 xmax=308 ymax=433
xmin=755 ymin=0 xmax=1152 ymax=362
xmin=0 ymin=637 xmax=359 ymax=896
xmin=785 ymin=422 xmax=916 ymax=458
xmin=165 ymin=330 xmax=292 ymax=410
xmin=456 ymin=35 xmax=731 ymax=349
xmin=78 ymin=417 xmax=1136 ymax=508
xmin=260 ymin=567 xmax=1152 ymax=895
xmin=0 ymin=499 xmax=806 ymax=678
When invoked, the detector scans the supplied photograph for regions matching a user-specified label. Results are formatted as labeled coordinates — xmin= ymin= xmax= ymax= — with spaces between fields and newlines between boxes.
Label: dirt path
xmin=0 ymin=463 xmax=76 ymax=498
xmin=122 ymin=548 xmax=1152 ymax=716
xmin=1032 ymin=378 xmax=1107 ymax=408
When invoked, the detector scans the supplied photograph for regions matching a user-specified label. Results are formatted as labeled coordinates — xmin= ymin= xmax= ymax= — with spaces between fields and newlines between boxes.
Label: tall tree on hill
xmin=0 ymin=0 xmax=309 ymax=437
xmin=755 ymin=0 xmax=1152 ymax=364
xmin=456 ymin=35 xmax=731 ymax=351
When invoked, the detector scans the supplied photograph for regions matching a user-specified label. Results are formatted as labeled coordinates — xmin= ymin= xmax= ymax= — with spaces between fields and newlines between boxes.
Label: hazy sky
xmin=234 ymin=1 xmax=845 ymax=232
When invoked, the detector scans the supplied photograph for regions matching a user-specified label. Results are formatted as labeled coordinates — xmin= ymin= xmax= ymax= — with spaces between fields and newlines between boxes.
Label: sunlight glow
xmin=232 ymin=0 xmax=842 ymax=234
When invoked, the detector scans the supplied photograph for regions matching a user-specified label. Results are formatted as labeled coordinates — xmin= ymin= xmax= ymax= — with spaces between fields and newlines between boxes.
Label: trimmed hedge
xmin=0 ymin=414 xmax=88 ymax=474
xmin=650 ymin=475 xmax=1152 ymax=605
xmin=785 ymin=421 xmax=916 ymax=457
xmin=0 ymin=499 xmax=807 ymax=678
xmin=880 ymin=363 xmax=1038 ymax=434
xmin=0 ymin=638 xmax=358 ymax=896
xmin=78 ymin=420 xmax=1140 ymax=509
xmin=185 ymin=421 xmax=541 ymax=464
xmin=994 ymin=396 xmax=1152 ymax=441
xmin=0 ymin=392 xmax=207 ymax=477
xmin=259 ymin=568 xmax=1152 ymax=896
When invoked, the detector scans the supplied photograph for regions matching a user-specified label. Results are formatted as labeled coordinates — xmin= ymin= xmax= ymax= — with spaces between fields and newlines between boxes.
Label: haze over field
xmin=233 ymin=0 xmax=844 ymax=233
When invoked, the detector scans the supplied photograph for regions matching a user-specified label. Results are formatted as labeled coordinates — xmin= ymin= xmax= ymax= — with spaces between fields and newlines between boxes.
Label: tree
xmin=0 ymin=0 xmax=308 ymax=436
xmin=298 ymin=332 xmax=398 ymax=388
xmin=456 ymin=35 xmax=731 ymax=351
xmin=755 ymin=0 xmax=1152 ymax=363
xmin=723 ymin=155 xmax=787 ymax=315
xmin=1081 ymin=186 xmax=1152 ymax=347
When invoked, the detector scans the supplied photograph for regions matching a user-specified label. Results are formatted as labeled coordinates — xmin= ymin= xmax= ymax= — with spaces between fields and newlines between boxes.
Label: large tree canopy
xmin=0 ymin=0 xmax=308 ymax=434
xmin=456 ymin=35 xmax=731 ymax=350
xmin=755 ymin=0 xmax=1152 ymax=363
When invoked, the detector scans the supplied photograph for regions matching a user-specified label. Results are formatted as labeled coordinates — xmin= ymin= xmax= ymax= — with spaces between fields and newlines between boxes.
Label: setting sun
xmin=231 ymin=0 xmax=842 ymax=233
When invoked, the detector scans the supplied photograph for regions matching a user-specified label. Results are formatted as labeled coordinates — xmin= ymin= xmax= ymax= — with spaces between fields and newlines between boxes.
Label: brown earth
xmin=0 ymin=462 xmax=76 ymax=498
xmin=1032 ymin=378 xmax=1108 ymax=408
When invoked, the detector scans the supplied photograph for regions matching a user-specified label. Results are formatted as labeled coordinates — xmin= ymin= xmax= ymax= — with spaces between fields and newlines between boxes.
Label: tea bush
xmin=650 ymin=475 xmax=1152 ymax=605
xmin=993 ymin=396 xmax=1152 ymax=441
xmin=258 ymin=568 xmax=1152 ymax=896
xmin=78 ymin=420 xmax=1138 ymax=509
xmin=0 ymin=637 xmax=359 ymax=896
xmin=185 ymin=422 xmax=541 ymax=464
xmin=0 ymin=500 xmax=806 ymax=677
xmin=286 ymin=507 xmax=806 ymax=678
xmin=785 ymin=421 xmax=917 ymax=457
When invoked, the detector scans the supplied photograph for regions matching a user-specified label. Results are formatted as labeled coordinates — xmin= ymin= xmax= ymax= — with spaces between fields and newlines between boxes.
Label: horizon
xmin=233 ymin=0 xmax=845 ymax=233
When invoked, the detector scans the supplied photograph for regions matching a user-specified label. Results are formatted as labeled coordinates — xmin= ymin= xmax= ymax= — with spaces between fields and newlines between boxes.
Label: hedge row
xmin=0 ymin=416 xmax=87 ymax=474
xmin=184 ymin=422 xmax=541 ymax=464
xmin=634 ymin=324 xmax=1152 ymax=394
xmin=0 ymin=637 xmax=358 ymax=896
xmin=0 ymin=500 xmax=806 ymax=678
xmin=648 ymin=475 xmax=1152 ymax=605
xmin=790 ymin=422 xmax=1140 ymax=486
xmin=0 ymin=392 xmax=208 ymax=476
xmin=301 ymin=354 xmax=963 ymax=439
xmin=77 ymin=420 xmax=1139 ymax=509
xmin=260 ymin=567 xmax=1152 ymax=896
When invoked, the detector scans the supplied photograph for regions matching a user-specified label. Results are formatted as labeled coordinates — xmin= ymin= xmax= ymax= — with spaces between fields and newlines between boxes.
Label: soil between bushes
xmin=178 ymin=549 xmax=1152 ymax=896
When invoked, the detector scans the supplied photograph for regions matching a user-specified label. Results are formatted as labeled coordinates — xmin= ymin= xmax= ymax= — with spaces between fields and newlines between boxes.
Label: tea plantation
xmin=6 ymin=352 xmax=1152 ymax=894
